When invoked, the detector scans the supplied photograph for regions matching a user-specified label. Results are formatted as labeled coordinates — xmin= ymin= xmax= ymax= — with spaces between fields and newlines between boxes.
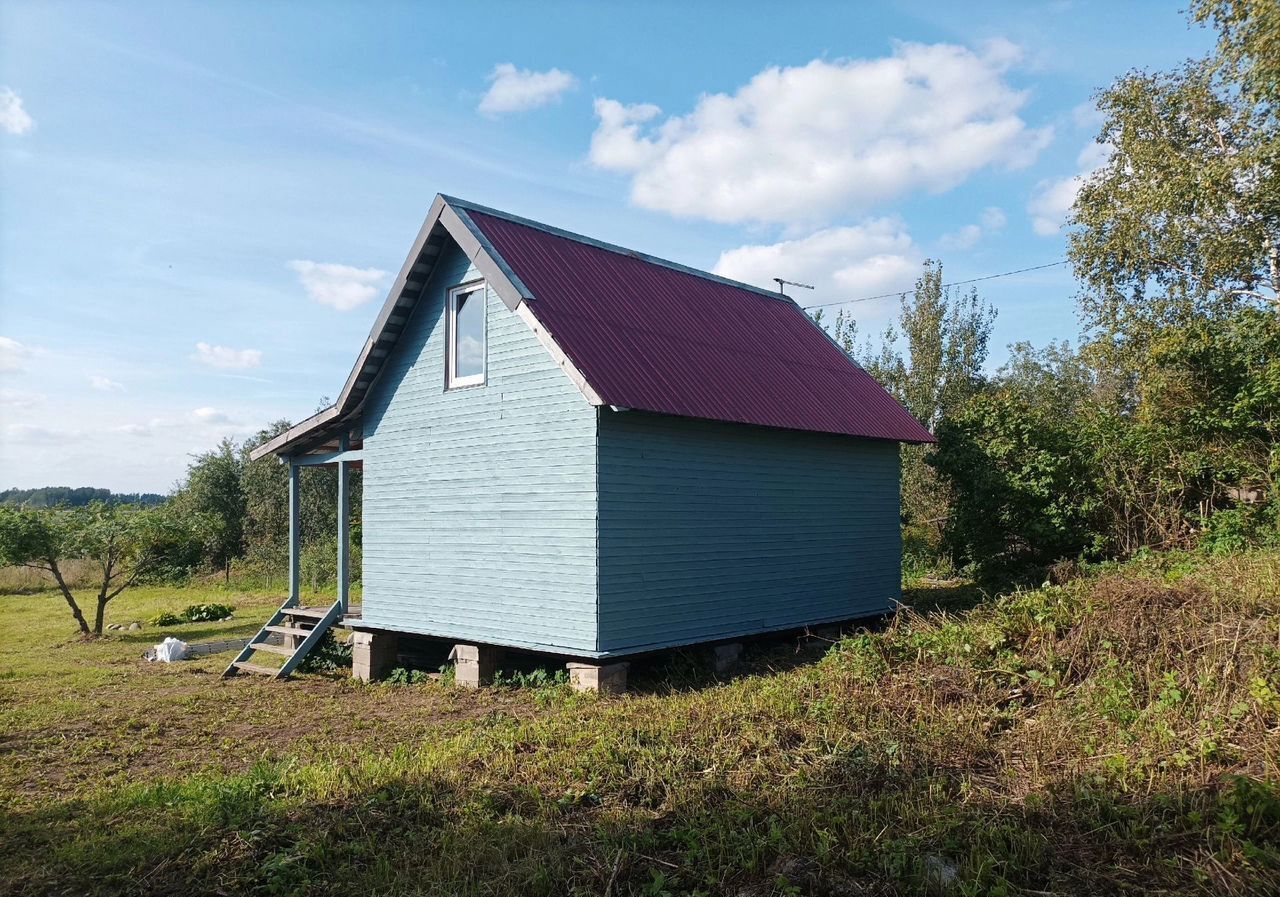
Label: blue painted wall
xmin=596 ymin=411 xmax=901 ymax=655
xmin=360 ymin=240 xmax=600 ymax=654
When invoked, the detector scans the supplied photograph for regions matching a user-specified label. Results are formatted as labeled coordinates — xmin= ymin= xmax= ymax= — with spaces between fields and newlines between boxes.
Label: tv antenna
xmin=772 ymin=277 xmax=814 ymax=298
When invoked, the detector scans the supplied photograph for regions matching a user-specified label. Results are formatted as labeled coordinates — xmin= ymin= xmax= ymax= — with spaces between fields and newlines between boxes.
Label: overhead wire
xmin=798 ymin=260 xmax=1070 ymax=310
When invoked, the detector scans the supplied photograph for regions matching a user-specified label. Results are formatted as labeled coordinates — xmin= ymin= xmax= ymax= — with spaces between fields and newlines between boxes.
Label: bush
xmin=182 ymin=603 xmax=235 ymax=623
xmin=1202 ymin=504 xmax=1280 ymax=555
xmin=148 ymin=604 xmax=235 ymax=627
xmin=930 ymin=390 xmax=1102 ymax=585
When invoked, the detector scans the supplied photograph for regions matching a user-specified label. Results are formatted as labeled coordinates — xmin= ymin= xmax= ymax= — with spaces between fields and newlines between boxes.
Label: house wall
xmin=596 ymin=411 xmax=901 ymax=654
xmin=360 ymin=240 xmax=600 ymax=654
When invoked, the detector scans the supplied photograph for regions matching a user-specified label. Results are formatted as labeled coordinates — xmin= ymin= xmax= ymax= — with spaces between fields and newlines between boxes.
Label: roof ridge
xmin=441 ymin=195 xmax=793 ymax=303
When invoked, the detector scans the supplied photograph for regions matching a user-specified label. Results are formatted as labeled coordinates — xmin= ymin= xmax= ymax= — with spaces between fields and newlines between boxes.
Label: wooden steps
xmin=222 ymin=598 xmax=360 ymax=681
xmin=247 ymin=642 xmax=293 ymax=657
xmin=285 ymin=606 xmax=331 ymax=620
xmin=264 ymin=624 xmax=312 ymax=638
xmin=231 ymin=661 xmax=282 ymax=676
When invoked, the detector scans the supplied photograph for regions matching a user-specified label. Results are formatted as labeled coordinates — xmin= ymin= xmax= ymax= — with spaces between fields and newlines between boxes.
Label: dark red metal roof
xmin=466 ymin=208 xmax=934 ymax=444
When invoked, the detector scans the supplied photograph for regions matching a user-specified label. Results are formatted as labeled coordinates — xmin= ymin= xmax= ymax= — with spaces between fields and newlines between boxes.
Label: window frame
xmin=445 ymin=279 xmax=487 ymax=389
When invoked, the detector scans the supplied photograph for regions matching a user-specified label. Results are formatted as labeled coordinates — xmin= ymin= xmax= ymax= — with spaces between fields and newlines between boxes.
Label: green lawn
xmin=2 ymin=555 xmax=1278 ymax=895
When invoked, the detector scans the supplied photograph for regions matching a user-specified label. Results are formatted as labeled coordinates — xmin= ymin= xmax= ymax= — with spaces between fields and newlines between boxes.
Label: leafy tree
xmin=1070 ymin=0 xmax=1278 ymax=383
xmin=930 ymin=392 xmax=1102 ymax=584
xmin=0 ymin=503 xmax=208 ymax=635
xmin=825 ymin=261 xmax=996 ymax=564
xmin=1192 ymin=0 xmax=1280 ymax=109
xmin=1094 ymin=307 xmax=1280 ymax=551
xmin=173 ymin=438 xmax=244 ymax=578
xmin=996 ymin=340 xmax=1097 ymax=418
xmin=240 ymin=420 xmax=293 ymax=572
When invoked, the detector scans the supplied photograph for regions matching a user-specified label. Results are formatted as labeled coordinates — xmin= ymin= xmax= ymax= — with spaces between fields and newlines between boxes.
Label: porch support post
xmin=287 ymin=461 xmax=300 ymax=604
xmin=337 ymin=433 xmax=351 ymax=614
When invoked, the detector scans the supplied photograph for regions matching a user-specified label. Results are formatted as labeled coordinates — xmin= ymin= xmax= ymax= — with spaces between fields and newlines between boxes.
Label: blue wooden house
xmin=228 ymin=195 xmax=932 ymax=689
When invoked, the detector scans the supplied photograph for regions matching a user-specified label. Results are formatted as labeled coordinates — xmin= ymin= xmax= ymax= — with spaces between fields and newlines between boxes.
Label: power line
xmin=799 ymin=260 xmax=1070 ymax=311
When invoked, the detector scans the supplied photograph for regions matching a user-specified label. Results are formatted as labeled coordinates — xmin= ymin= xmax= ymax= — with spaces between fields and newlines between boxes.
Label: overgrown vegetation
xmin=821 ymin=1 xmax=1280 ymax=586
xmin=1 ymin=551 xmax=1278 ymax=895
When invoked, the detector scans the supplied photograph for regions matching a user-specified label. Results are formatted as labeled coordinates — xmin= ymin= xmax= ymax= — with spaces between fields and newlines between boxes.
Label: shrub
xmin=149 ymin=604 xmax=235 ymax=627
xmin=1201 ymin=504 xmax=1279 ymax=555
xmin=182 ymin=603 xmax=235 ymax=623
xmin=930 ymin=390 xmax=1102 ymax=585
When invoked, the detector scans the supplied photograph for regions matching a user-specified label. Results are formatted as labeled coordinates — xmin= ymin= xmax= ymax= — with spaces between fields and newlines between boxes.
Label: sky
xmin=0 ymin=1 xmax=1215 ymax=493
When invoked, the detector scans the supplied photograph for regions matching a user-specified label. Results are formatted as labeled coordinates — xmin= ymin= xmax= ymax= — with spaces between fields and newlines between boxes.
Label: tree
xmin=240 ymin=420 xmax=292 ymax=572
xmin=996 ymin=340 xmax=1097 ymax=419
xmin=1192 ymin=0 xmax=1280 ymax=110
xmin=173 ymin=438 xmax=244 ymax=579
xmin=0 ymin=503 xmax=208 ymax=636
xmin=1070 ymin=0 xmax=1279 ymax=380
xmin=824 ymin=261 xmax=997 ymax=563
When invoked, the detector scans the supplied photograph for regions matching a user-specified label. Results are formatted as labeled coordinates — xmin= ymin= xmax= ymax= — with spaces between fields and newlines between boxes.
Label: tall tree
xmin=1070 ymin=0 xmax=1279 ymax=377
xmin=173 ymin=438 xmax=244 ymax=578
xmin=240 ymin=420 xmax=293 ymax=570
xmin=824 ymin=261 xmax=996 ymax=562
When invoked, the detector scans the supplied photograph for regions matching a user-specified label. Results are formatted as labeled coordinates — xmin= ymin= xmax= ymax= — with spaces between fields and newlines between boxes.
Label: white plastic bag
xmin=146 ymin=637 xmax=190 ymax=663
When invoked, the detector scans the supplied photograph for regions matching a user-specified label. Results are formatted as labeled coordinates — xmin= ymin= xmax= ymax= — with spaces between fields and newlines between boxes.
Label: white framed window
xmin=446 ymin=280 xmax=487 ymax=388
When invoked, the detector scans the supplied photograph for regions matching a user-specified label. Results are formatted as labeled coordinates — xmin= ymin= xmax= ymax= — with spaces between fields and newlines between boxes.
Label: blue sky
xmin=0 ymin=1 xmax=1213 ymax=492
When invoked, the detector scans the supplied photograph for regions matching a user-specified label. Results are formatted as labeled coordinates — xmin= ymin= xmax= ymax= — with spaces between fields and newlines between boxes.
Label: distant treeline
xmin=0 ymin=487 xmax=167 ymax=508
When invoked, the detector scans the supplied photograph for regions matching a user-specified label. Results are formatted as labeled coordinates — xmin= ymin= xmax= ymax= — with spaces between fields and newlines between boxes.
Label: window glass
xmin=450 ymin=284 xmax=485 ymax=385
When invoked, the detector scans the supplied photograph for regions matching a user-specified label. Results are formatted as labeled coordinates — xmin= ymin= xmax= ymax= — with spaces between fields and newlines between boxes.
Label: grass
xmin=2 ymin=553 xmax=1279 ymax=895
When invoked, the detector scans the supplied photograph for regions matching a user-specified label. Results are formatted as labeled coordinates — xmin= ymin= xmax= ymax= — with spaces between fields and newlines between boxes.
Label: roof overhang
xmin=250 ymin=195 xmax=603 ymax=461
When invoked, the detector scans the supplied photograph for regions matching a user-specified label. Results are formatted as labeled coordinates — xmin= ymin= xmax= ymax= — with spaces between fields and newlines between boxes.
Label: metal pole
xmin=337 ymin=433 xmax=350 ymax=614
xmin=288 ymin=461 xmax=300 ymax=604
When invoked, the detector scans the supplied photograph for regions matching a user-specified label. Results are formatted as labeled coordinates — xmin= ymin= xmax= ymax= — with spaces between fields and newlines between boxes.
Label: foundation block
xmin=567 ymin=661 xmax=629 ymax=694
xmin=351 ymin=630 xmax=399 ymax=682
xmin=713 ymin=642 xmax=743 ymax=672
xmin=450 ymin=644 xmax=504 ymax=688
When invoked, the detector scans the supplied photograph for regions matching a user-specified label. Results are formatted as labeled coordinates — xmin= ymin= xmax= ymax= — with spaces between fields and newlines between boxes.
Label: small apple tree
xmin=0 ymin=502 xmax=207 ymax=636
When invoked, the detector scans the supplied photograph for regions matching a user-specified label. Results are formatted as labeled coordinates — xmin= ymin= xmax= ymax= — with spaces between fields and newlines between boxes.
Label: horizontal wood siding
xmin=597 ymin=411 xmax=900 ymax=654
xmin=361 ymin=240 xmax=599 ymax=654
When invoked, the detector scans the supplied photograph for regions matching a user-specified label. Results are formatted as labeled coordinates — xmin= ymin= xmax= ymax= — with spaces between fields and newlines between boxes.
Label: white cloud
xmin=88 ymin=375 xmax=125 ymax=392
xmin=478 ymin=63 xmax=577 ymax=116
xmin=0 ymin=388 xmax=43 ymax=409
xmin=589 ymin=41 xmax=1051 ymax=226
xmin=1072 ymin=100 xmax=1105 ymax=130
xmin=191 ymin=407 xmax=232 ymax=424
xmin=4 ymin=424 xmax=70 ymax=444
xmin=939 ymin=206 xmax=1007 ymax=250
xmin=288 ymin=260 xmax=389 ymax=311
xmin=1028 ymin=141 xmax=1112 ymax=236
xmin=194 ymin=342 xmax=263 ymax=370
xmin=114 ymin=423 xmax=153 ymax=437
xmin=713 ymin=218 xmax=922 ymax=302
xmin=0 ymin=336 xmax=30 ymax=372
xmin=0 ymin=87 xmax=34 ymax=136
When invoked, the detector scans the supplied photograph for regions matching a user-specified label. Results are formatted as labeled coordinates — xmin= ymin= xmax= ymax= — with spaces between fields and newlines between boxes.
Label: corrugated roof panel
xmin=466 ymin=208 xmax=934 ymax=444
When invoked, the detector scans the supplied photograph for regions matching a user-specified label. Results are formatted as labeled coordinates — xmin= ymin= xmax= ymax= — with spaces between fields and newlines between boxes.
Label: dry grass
xmin=1 ymin=552 xmax=1278 ymax=895
xmin=0 ymin=558 xmax=100 ymax=593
